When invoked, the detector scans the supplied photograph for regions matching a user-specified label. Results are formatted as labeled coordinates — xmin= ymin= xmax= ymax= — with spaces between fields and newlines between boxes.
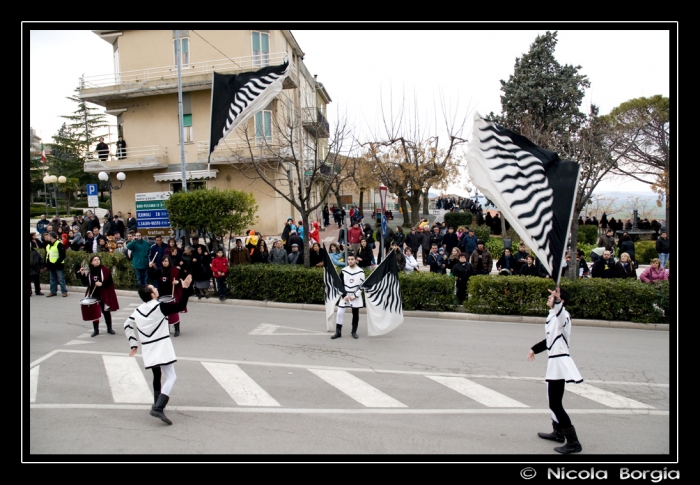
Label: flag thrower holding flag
xmin=208 ymin=60 xmax=290 ymax=173
xmin=465 ymin=113 xmax=580 ymax=286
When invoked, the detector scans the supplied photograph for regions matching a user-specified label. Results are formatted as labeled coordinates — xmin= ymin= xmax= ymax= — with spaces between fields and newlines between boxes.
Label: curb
xmin=54 ymin=285 xmax=669 ymax=331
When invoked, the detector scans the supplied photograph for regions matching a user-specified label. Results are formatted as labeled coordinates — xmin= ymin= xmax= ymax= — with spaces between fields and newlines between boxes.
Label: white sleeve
xmin=124 ymin=311 xmax=138 ymax=348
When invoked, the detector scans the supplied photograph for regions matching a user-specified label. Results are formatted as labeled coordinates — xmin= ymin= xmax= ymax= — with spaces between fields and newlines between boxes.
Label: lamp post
xmin=42 ymin=174 xmax=66 ymax=218
xmin=379 ymin=185 xmax=387 ymax=258
xmin=98 ymin=171 xmax=126 ymax=219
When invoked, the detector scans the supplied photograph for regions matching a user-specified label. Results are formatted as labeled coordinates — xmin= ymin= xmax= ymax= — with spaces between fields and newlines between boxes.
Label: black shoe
xmin=150 ymin=394 xmax=172 ymax=425
xmin=36 ymin=292 xmax=44 ymax=296
xmin=538 ymin=420 xmax=565 ymax=443
xmin=174 ymin=324 xmax=180 ymax=337
xmin=330 ymin=324 xmax=342 ymax=339
xmin=198 ymin=295 xmax=202 ymax=299
xmin=205 ymin=294 xmax=209 ymax=299
xmin=554 ymin=426 xmax=582 ymax=454
xmin=107 ymin=326 xmax=115 ymax=335
xmin=91 ymin=322 xmax=99 ymax=337
xmin=351 ymin=323 xmax=359 ymax=339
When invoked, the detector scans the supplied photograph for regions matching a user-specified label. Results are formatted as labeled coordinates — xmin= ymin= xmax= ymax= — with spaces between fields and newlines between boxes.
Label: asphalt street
xmin=26 ymin=289 xmax=672 ymax=460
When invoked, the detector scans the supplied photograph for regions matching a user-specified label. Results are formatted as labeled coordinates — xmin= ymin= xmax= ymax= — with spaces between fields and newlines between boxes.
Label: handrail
xmin=81 ymin=52 xmax=295 ymax=89
xmin=84 ymin=145 xmax=168 ymax=163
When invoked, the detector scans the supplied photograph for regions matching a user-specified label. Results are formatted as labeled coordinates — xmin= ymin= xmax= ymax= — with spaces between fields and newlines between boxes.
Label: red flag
xmin=40 ymin=142 xmax=47 ymax=163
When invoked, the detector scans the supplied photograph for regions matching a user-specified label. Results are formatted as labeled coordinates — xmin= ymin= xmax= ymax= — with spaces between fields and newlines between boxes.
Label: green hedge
xmin=471 ymin=225 xmax=491 ymax=243
xmin=228 ymin=264 xmax=457 ymax=311
xmin=577 ymin=225 xmax=599 ymax=245
xmin=464 ymin=275 xmax=669 ymax=324
xmin=38 ymin=249 xmax=138 ymax=290
xmin=444 ymin=212 xmax=473 ymax=230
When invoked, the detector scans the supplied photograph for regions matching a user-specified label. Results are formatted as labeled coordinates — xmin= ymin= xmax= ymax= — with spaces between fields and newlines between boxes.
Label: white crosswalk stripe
xmin=427 ymin=376 xmax=529 ymax=407
xmin=102 ymin=355 xmax=153 ymax=403
xmin=309 ymin=369 xmax=407 ymax=408
xmin=202 ymin=362 xmax=280 ymax=406
xmin=30 ymin=365 xmax=39 ymax=403
xmin=564 ymin=382 xmax=655 ymax=409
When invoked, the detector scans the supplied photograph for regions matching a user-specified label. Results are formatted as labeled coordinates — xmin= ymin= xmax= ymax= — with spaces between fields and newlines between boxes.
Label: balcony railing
xmin=302 ymin=108 xmax=330 ymax=138
xmin=84 ymin=145 xmax=169 ymax=163
xmin=80 ymin=52 xmax=297 ymax=90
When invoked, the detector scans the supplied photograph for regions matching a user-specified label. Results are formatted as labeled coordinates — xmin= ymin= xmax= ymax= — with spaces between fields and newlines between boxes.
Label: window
xmin=174 ymin=37 xmax=189 ymax=67
xmin=252 ymin=31 xmax=269 ymax=67
xmin=255 ymin=111 xmax=272 ymax=141
xmin=182 ymin=114 xmax=193 ymax=143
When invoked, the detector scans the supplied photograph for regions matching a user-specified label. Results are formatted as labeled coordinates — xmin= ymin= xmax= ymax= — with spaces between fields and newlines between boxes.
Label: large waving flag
xmin=322 ymin=244 xmax=344 ymax=332
xmin=465 ymin=113 xmax=580 ymax=280
xmin=362 ymin=250 xmax=404 ymax=336
xmin=208 ymin=60 xmax=290 ymax=157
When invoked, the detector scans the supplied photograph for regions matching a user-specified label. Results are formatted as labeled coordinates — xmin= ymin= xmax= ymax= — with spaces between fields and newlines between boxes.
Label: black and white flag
xmin=323 ymin=244 xmax=344 ymax=332
xmin=465 ymin=113 xmax=580 ymax=279
xmin=208 ymin=61 xmax=290 ymax=157
xmin=362 ymin=251 xmax=403 ymax=336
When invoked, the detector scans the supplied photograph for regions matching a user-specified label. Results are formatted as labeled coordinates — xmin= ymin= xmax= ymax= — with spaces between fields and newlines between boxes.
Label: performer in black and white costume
xmin=125 ymin=275 xmax=193 ymax=425
xmin=527 ymin=287 xmax=583 ymax=454
xmin=331 ymin=254 xmax=365 ymax=340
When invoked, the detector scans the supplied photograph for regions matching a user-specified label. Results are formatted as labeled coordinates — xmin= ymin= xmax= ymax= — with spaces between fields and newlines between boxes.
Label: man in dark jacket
xmin=419 ymin=226 xmax=432 ymax=267
xmin=112 ymin=215 xmax=126 ymax=238
xmin=229 ymin=239 xmax=251 ymax=266
xmin=442 ymin=226 xmax=459 ymax=255
xmin=429 ymin=226 xmax=443 ymax=251
xmin=285 ymin=231 xmax=304 ymax=255
xmin=591 ymin=250 xmax=616 ymax=279
xmin=44 ymin=232 xmax=68 ymax=297
xmin=404 ymin=227 xmax=421 ymax=257
xmin=126 ymin=212 xmax=138 ymax=234
xmin=452 ymin=253 xmax=473 ymax=303
xmin=127 ymin=231 xmax=151 ymax=287
xmin=469 ymin=239 xmax=493 ymax=275
xmin=460 ymin=228 xmax=478 ymax=255
xmin=656 ymin=230 xmax=670 ymax=269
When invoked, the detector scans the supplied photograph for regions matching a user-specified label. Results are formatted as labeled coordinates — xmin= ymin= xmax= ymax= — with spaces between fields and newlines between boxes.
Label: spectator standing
xmin=112 ymin=215 xmax=126 ymax=239
xmin=288 ymin=244 xmax=304 ymax=265
xmin=251 ymin=239 xmax=270 ymax=264
xmin=442 ymin=226 xmax=459 ymax=255
xmin=309 ymin=242 xmax=326 ymax=268
xmin=404 ymin=226 xmax=420 ymax=259
xmin=322 ymin=204 xmax=330 ymax=227
xmin=191 ymin=245 xmax=212 ymax=299
xmin=355 ymin=239 xmax=373 ymax=268
xmin=29 ymin=235 xmax=45 ymax=296
xmin=427 ymin=243 xmax=444 ymax=274
xmin=269 ymin=240 xmax=288 ymax=264
xmin=126 ymin=212 xmax=138 ymax=234
xmin=328 ymin=243 xmax=346 ymax=269
xmin=148 ymin=236 xmax=168 ymax=287
xmin=461 ymin=228 xmax=478 ymax=256
xmin=347 ymin=222 xmax=363 ymax=256
xmin=656 ymin=231 xmax=670 ymax=269
xmin=614 ymin=252 xmax=637 ymax=279
xmin=403 ymin=247 xmax=419 ymax=273
xmin=127 ymin=232 xmax=150 ymax=287
xmin=519 ymin=255 xmax=540 ymax=276
xmin=469 ymin=239 xmax=493 ymax=275
xmin=452 ymin=253 xmax=473 ymax=304
xmin=281 ymin=218 xmax=295 ymax=246
xmin=44 ymin=232 xmax=68 ymax=297
xmin=96 ymin=137 xmax=109 ymax=161
xmin=597 ymin=229 xmax=616 ymax=255
xmin=497 ymin=247 xmax=518 ymax=275
xmin=36 ymin=214 xmax=49 ymax=236
xmin=230 ymin=239 xmax=251 ymax=266
xmin=285 ymin=231 xmax=304 ymax=255
xmin=211 ymin=249 xmax=229 ymax=301
xmin=617 ymin=232 xmax=636 ymax=267
xmin=116 ymin=136 xmax=127 ymax=159
xmin=419 ymin=226 xmax=432 ymax=267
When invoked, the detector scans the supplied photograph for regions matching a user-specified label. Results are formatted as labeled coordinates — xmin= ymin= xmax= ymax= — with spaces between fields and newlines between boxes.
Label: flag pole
xmin=175 ymin=30 xmax=187 ymax=193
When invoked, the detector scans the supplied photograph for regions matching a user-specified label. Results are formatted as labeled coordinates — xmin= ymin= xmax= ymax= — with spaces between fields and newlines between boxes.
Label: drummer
xmin=76 ymin=255 xmax=120 ymax=337
xmin=150 ymin=255 xmax=186 ymax=337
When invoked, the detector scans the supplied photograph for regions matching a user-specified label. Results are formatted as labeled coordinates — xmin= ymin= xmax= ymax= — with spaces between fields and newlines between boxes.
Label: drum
xmin=80 ymin=297 xmax=101 ymax=321
xmin=158 ymin=296 xmax=179 ymax=324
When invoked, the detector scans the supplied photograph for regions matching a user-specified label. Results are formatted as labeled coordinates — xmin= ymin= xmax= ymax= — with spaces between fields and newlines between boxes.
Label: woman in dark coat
xmin=309 ymin=242 xmax=325 ymax=268
xmin=251 ymin=239 xmax=270 ymax=264
xmin=614 ymin=252 xmax=637 ymax=279
xmin=76 ymin=254 xmax=120 ymax=337
xmin=519 ymin=255 xmax=541 ymax=276
xmin=356 ymin=238 xmax=374 ymax=268
xmin=617 ymin=232 xmax=636 ymax=266
xmin=190 ymin=245 xmax=212 ymax=299
xmin=496 ymin=248 xmax=518 ymax=275
xmin=452 ymin=253 xmax=473 ymax=304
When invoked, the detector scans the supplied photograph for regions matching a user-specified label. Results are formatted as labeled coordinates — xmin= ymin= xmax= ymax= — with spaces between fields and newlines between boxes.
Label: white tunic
xmin=544 ymin=301 xmax=583 ymax=383
xmin=124 ymin=300 xmax=176 ymax=369
xmin=338 ymin=266 xmax=365 ymax=308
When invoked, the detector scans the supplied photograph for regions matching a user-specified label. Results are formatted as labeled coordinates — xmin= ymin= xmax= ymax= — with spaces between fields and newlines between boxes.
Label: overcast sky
xmin=27 ymin=26 xmax=673 ymax=195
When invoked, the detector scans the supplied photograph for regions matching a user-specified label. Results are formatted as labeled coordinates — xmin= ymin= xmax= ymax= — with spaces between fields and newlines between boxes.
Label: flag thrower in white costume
xmin=361 ymin=250 xmax=404 ymax=336
xmin=465 ymin=113 xmax=580 ymax=285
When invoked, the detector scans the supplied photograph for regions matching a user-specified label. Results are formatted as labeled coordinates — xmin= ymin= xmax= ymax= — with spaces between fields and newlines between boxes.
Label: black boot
xmin=331 ymin=324 xmax=342 ymax=339
xmin=91 ymin=321 xmax=99 ymax=337
xmin=174 ymin=323 xmax=180 ymax=337
xmin=554 ymin=426 xmax=582 ymax=454
xmin=106 ymin=323 xmax=115 ymax=335
xmin=538 ymin=420 xmax=565 ymax=443
xmin=351 ymin=322 xmax=359 ymax=339
xmin=150 ymin=393 xmax=172 ymax=425
xmin=105 ymin=312 xmax=115 ymax=334
xmin=153 ymin=391 xmax=160 ymax=408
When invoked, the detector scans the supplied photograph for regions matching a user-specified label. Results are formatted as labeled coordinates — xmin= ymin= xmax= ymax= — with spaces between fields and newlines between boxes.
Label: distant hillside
xmin=588 ymin=191 xmax=666 ymax=221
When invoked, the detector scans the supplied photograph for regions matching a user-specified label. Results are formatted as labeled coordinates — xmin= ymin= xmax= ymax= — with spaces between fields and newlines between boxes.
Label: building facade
xmin=79 ymin=29 xmax=332 ymax=237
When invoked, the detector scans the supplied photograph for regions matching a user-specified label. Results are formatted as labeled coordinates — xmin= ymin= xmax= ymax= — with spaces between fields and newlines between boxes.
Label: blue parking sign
xmin=87 ymin=184 xmax=98 ymax=196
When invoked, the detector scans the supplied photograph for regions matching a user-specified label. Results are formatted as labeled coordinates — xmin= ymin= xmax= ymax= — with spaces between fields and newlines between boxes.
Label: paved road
xmin=27 ymin=292 xmax=671 ymax=457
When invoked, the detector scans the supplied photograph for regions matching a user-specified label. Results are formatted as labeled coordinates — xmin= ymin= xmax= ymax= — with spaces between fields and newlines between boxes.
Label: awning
xmin=153 ymin=169 xmax=218 ymax=182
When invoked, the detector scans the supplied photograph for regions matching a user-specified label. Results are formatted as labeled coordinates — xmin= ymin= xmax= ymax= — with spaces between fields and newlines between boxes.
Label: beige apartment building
xmin=79 ymin=29 xmax=334 ymax=237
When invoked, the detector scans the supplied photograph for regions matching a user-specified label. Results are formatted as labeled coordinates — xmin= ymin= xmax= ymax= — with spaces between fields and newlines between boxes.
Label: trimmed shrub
xmin=577 ymin=242 xmax=596 ymax=262
xmin=472 ymin=225 xmax=491 ymax=243
xmin=39 ymin=249 xmax=138 ymax=290
xmin=464 ymin=275 xmax=668 ymax=323
xmin=444 ymin=212 xmax=473 ymax=230
xmin=635 ymin=240 xmax=658 ymax=264
xmin=398 ymin=271 xmax=456 ymax=311
xmin=485 ymin=238 xmax=504 ymax=260
xmin=577 ymin=225 xmax=599 ymax=245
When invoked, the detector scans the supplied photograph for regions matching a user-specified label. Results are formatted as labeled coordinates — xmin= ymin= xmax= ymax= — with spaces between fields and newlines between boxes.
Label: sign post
xmin=135 ymin=191 xmax=173 ymax=237
xmin=86 ymin=183 xmax=99 ymax=209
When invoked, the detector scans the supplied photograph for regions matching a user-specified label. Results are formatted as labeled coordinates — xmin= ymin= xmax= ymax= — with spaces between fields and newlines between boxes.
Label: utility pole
xmin=176 ymin=30 xmax=188 ymax=192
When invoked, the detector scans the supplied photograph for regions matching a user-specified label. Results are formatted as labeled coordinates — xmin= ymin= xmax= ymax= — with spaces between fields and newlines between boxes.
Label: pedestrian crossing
xmin=29 ymin=350 xmax=668 ymax=415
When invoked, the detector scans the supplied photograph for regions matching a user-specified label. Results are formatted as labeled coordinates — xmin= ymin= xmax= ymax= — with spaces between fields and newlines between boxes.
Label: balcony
xmin=196 ymin=139 xmax=297 ymax=164
xmin=79 ymin=52 xmax=298 ymax=107
xmin=83 ymin=145 xmax=169 ymax=173
xmin=302 ymin=108 xmax=330 ymax=138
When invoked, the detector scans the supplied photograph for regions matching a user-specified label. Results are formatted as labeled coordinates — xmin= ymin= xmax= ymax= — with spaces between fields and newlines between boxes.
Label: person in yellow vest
xmin=44 ymin=232 xmax=68 ymax=297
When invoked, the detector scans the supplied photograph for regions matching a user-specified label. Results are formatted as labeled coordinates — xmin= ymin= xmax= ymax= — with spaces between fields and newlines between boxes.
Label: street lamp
xmin=98 ymin=171 xmax=126 ymax=218
xmin=43 ymin=174 xmax=66 ymax=218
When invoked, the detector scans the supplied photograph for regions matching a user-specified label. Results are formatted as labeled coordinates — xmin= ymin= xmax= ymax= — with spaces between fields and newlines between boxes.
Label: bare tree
xmin=362 ymin=91 xmax=468 ymax=227
xmin=223 ymin=104 xmax=358 ymax=267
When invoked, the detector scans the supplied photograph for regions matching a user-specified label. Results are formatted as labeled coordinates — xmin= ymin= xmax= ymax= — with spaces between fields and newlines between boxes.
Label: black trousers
xmin=548 ymin=380 xmax=572 ymax=428
xmin=30 ymin=274 xmax=41 ymax=294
